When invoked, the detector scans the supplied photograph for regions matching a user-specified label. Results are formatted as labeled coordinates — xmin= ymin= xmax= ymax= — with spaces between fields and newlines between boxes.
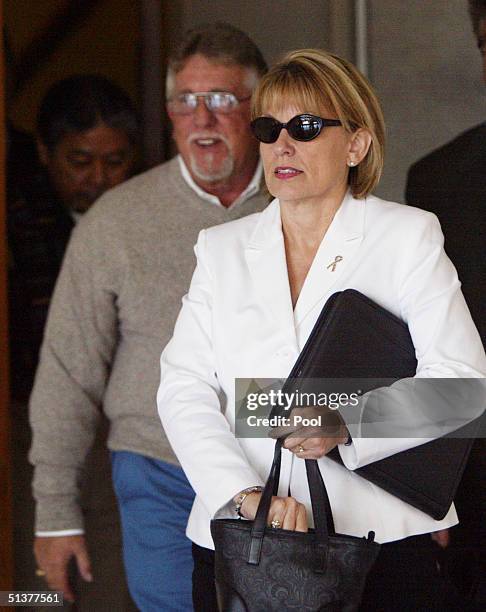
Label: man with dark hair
xmin=29 ymin=23 xmax=268 ymax=611
xmin=8 ymin=74 xmax=137 ymax=397
xmin=36 ymin=75 xmax=138 ymax=215
xmin=406 ymin=2 xmax=485 ymax=608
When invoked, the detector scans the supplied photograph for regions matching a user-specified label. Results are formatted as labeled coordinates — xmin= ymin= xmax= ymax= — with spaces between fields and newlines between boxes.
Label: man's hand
xmin=34 ymin=535 xmax=93 ymax=602
xmin=269 ymin=406 xmax=349 ymax=459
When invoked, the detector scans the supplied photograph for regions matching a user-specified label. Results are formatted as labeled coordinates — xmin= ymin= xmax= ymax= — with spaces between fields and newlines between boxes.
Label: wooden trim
xmin=13 ymin=0 xmax=102 ymax=94
xmin=140 ymin=0 xmax=164 ymax=167
xmin=0 ymin=0 xmax=14 ymax=598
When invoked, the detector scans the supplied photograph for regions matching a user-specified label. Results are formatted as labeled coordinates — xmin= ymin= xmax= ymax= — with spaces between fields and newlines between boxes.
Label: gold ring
xmin=271 ymin=519 xmax=281 ymax=529
xmin=35 ymin=568 xmax=46 ymax=577
xmin=298 ymin=445 xmax=305 ymax=454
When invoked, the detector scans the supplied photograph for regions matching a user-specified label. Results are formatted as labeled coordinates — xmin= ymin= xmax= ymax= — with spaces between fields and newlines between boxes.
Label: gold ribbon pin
xmin=327 ymin=255 xmax=343 ymax=272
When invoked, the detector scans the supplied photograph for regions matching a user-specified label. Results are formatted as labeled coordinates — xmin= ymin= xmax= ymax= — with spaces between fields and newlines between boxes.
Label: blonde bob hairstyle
xmin=251 ymin=49 xmax=385 ymax=199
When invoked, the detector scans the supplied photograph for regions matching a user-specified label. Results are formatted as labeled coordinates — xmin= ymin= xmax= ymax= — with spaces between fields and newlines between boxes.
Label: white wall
xmin=369 ymin=0 xmax=485 ymax=201
xmin=171 ymin=0 xmax=331 ymax=65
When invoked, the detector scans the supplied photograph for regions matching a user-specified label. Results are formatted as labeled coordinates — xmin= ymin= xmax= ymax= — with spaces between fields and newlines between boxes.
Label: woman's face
xmin=259 ymin=105 xmax=354 ymax=207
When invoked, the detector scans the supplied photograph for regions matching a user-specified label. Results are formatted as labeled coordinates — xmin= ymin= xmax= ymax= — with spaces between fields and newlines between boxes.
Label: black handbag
xmin=210 ymin=439 xmax=380 ymax=611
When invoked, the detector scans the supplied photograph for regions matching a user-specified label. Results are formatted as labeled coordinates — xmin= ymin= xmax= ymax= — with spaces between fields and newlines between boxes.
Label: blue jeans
xmin=111 ymin=451 xmax=195 ymax=611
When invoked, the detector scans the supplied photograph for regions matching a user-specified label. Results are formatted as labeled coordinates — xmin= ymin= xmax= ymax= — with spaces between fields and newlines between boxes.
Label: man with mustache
xmin=29 ymin=23 xmax=268 ymax=611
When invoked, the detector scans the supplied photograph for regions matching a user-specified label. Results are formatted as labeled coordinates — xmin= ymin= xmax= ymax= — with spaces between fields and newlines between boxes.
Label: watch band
xmin=234 ymin=486 xmax=263 ymax=517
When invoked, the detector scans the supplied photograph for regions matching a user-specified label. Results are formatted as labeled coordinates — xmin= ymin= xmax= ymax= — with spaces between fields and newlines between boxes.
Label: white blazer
xmin=157 ymin=192 xmax=486 ymax=549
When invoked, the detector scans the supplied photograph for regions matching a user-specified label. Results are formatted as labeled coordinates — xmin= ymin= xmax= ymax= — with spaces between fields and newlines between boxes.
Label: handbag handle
xmin=247 ymin=439 xmax=335 ymax=573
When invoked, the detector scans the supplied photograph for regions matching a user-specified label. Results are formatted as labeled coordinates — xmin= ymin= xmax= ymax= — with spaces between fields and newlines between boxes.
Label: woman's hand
xmin=269 ymin=406 xmax=349 ymax=459
xmin=239 ymin=492 xmax=308 ymax=532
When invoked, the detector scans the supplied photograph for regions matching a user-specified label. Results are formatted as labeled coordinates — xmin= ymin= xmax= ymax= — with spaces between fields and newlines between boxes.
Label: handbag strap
xmin=305 ymin=459 xmax=335 ymax=574
xmin=248 ymin=439 xmax=283 ymax=564
xmin=305 ymin=458 xmax=336 ymax=536
xmin=248 ymin=439 xmax=334 ymax=571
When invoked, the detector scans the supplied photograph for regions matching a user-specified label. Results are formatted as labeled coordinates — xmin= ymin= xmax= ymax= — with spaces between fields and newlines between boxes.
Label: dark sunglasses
xmin=250 ymin=113 xmax=342 ymax=143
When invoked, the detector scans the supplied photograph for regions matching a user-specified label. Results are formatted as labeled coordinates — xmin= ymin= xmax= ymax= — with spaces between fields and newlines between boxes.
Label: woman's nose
xmin=272 ymin=128 xmax=295 ymax=156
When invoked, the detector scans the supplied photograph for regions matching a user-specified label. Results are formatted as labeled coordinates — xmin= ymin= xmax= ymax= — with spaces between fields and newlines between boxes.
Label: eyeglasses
xmin=250 ymin=113 xmax=342 ymax=143
xmin=167 ymin=91 xmax=251 ymax=115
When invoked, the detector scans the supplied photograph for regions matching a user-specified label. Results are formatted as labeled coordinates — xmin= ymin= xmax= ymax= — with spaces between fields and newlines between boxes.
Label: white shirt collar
xmin=177 ymin=155 xmax=263 ymax=209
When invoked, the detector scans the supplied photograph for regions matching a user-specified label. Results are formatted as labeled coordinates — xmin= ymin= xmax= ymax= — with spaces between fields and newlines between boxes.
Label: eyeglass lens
xmin=170 ymin=92 xmax=238 ymax=114
xmin=250 ymin=115 xmax=320 ymax=143
xmin=251 ymin=114 xmax=341 ymax=143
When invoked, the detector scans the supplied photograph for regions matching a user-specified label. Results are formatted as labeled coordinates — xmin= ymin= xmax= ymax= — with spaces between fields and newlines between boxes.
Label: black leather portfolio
xmin=279 ymin=289 xmax=482 ymax=520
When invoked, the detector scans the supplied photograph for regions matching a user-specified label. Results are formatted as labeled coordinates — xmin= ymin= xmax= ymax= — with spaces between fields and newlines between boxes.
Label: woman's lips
xmin=274 ymin=166 xmax=303 ymax=179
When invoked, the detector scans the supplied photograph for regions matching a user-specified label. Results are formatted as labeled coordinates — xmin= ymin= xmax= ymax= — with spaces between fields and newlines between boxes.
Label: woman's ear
xmin=347 ymin=129 xmax=372 ymax=166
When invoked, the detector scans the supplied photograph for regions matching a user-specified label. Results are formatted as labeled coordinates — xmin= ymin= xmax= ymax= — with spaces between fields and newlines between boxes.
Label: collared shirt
xmin=177 ymin=155 xmax=263 ymax=209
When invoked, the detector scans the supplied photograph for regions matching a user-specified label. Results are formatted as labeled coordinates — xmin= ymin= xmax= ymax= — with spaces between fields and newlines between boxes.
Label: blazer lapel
xmin=293 ymin=192 xmax=365 ymax=327
xmin=244 ymin=200 xmax=298 ymax=345
xmin=244 ymin=194 xmax=366 ymax=343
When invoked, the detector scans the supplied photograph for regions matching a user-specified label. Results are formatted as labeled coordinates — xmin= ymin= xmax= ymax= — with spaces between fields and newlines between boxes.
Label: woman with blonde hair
xmin=158 ymin=49 xmax=485 ymax=610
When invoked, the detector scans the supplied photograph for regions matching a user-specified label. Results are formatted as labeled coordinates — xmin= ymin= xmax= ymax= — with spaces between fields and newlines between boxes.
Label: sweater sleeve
xmin=29 ymin=214 xmax=120 ymax=532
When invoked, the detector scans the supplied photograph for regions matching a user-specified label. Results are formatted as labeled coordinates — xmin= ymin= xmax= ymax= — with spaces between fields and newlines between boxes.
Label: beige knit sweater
xmin=29 ymin=157 xmax=268 ymax=531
